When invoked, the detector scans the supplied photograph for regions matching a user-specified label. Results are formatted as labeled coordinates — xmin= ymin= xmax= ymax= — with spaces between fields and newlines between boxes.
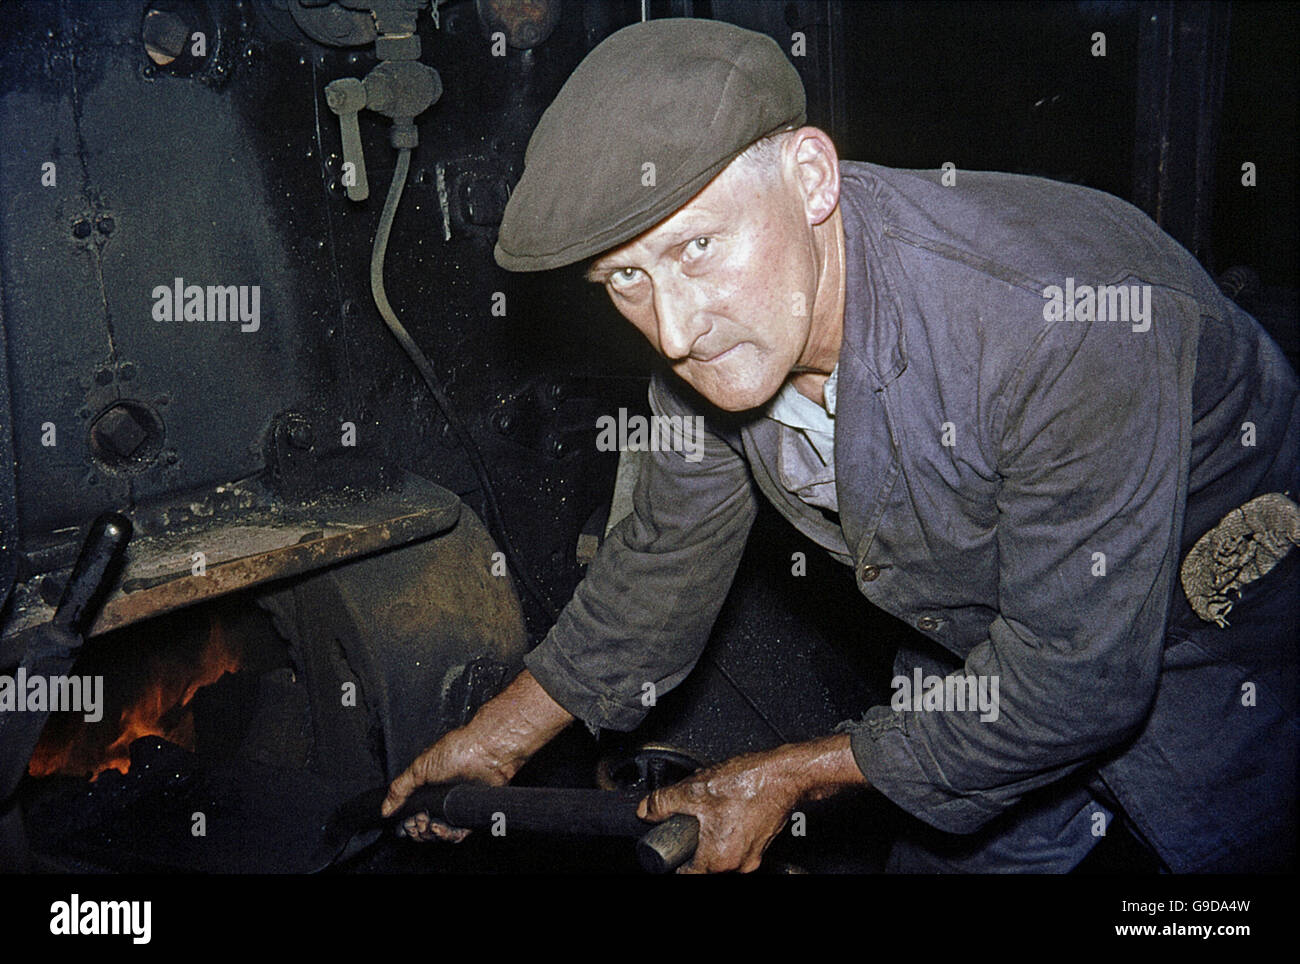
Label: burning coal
xmin=28 ymin=611 xmax=243 ymax=779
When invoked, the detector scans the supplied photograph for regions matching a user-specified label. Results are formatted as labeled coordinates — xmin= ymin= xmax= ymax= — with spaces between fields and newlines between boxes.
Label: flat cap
xmin=494 ymin=18 xmax=806 ymax=272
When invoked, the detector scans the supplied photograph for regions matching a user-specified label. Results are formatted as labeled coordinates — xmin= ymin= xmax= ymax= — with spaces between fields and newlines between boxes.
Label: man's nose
xmin=652 ymin=279 xmax=708 ymax=360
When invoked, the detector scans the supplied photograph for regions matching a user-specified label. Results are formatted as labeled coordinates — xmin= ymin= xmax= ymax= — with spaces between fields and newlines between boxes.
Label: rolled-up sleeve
xmin=844 ymin=288 xmax=1197 ymax=833
xmin=525 ymin=372 xmax=759 ymax=731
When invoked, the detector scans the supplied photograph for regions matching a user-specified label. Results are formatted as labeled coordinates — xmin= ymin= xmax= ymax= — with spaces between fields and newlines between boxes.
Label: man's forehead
xmin=588 ymin=209 xmax=711 ymax=270
xmin=585 ymin=162 xmax=746 ymax=274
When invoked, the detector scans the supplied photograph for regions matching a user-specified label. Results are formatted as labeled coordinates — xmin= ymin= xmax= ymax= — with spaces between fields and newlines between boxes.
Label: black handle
xmin=0 ymin=512 xmax=132 ymax=803
xmin=53 ymin=512 xmax=132 ymax=634
xmin=393 ymin=783 xmax=700 ymax=872
xmin=438 ymin=784 xmax=648 ymax=837
xmin=636 ymin=814 xmax=699 ymax=874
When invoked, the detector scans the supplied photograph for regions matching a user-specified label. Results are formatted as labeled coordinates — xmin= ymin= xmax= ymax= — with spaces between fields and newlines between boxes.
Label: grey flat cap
xmin=494 ymin=18 xmax=806 ymax=272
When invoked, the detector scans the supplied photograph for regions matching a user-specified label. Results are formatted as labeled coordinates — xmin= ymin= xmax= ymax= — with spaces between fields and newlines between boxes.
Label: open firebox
xmin=0 ymin=474 xmax=536 ymax=872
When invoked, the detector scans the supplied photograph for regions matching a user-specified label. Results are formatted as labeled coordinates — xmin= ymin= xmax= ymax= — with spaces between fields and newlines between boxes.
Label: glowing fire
xmin=28 ymin=616 xmax=242 ymax=780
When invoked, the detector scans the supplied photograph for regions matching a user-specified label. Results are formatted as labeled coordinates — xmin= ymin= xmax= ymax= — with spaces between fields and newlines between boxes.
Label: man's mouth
xmin=695 ymin=344 xmax=739 ymax=364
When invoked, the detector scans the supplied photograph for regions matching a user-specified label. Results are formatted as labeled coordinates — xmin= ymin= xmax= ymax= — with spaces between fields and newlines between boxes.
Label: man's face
xmin=585 ymin=146 xmax=826 ymax=412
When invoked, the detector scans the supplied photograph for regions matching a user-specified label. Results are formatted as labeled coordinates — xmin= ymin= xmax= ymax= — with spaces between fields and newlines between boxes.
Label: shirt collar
xmin=764 ymin=364 xmax=838 ymax=430
xmin=823 ymin=365 xmax=839 ymax=415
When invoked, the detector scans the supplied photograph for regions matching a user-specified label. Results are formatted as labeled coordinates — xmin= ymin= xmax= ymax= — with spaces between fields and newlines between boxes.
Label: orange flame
xmin=28 ymin=616 xmax=242 ymax=779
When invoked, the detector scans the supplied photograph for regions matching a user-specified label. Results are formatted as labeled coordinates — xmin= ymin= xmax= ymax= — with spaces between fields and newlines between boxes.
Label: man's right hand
xmin=381 ymin=726 xmax=509 ymax=841
xmin=380 ymin=669 xmax=575 ymax=842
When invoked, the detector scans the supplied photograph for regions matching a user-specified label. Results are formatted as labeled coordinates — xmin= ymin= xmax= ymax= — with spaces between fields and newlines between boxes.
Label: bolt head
xmin=94 ymin=405 xmax=149 ymax=457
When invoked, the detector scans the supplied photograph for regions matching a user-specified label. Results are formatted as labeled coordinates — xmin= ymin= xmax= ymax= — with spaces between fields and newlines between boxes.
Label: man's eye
xmin=607 ymin=267 xmax=642 ymax=289
xmin=690 ymin=237 xmax=710 ymax=252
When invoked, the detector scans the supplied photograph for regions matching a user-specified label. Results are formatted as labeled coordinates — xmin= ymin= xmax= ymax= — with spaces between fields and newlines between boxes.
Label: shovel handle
xmin=636 ymin=814 xmax=699 ymax=874
xmin=394 ymin=783 xmax=699 ymax=873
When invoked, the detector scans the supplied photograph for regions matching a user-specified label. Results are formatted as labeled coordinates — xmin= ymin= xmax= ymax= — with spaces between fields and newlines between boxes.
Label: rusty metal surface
xmin=255 ymin=501 xmax=528 ymax=782
xmin=2 ymin=475 xmax=460 ymax=641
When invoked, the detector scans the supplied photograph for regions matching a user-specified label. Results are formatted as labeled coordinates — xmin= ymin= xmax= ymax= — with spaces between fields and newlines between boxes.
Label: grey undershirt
xmin=762 ymin=365 xmax=839 ymax=514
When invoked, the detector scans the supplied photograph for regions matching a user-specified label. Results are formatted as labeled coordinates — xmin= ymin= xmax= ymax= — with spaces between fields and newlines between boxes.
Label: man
xmin=382 ymin=18 xmax=1298 ymax=872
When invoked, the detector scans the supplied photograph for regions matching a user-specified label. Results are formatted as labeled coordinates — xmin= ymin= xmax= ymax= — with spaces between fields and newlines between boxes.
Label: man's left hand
xmin=636 ymin=734 xmax=867 ymax=873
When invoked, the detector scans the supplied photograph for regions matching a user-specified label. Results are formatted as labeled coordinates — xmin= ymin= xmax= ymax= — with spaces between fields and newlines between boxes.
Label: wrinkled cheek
xmin=625 ymin=316 xmax=662 ymax=354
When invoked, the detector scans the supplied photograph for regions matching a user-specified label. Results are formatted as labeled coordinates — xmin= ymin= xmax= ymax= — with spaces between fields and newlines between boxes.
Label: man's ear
xmin=787 ymin=127 xmax=840 ymax=226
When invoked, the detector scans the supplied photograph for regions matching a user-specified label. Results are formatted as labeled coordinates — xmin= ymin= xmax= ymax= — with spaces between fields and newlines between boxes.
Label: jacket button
xmin=859 ymin=563 xmax=880 ymax=583
xmin=916 ymin=616 xmax=939 ymax=631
